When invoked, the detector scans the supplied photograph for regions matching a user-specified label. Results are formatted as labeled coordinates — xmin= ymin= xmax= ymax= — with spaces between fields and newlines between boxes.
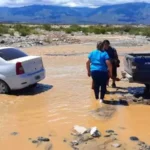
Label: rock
xmin=45 ymin=143 xmax=52 ymax=150
xmin=90 ymin=127 xmax=101 ymax=137
xmin=144 ymin=100 xmax=150 ymax=105
xmin=104 ymin=133 xmax=111 ymax=137
xmin=130 ymin=136 xmax=139 ymax=141
xmin=138 ymin=141 xmax=145 ymax=146
xmin=80 ymin=134 xmax=94 ymax=142
xmin=63 ymin=138 xmax=67 ymax=142
xmin=73 ymin=125 xmax=87 ymax=134
xmin=138 ymin=97 xmax=143 ymax=101
xmin=37 ymin=137 xmax=50 ymax=142
xmin=106 ymin=130 xmax=115 ymax=133
xmin=112 ymin=143 xmax=121 ymax=148
xmin=111 ymin=137 xmax=117 ymax=141
xmin=32 ymin=140 xmax=39 ymax=144
xmin=86 ymin=128 xmax=91 ymax=133
xmin=28 ymin=138 xmax=32 ymax=140
xmin=71 ymin=140 xmax=79 ymax=146
xmin=11 ymin=132 xmax=18 ymax=136
xmin=72 ymin=147 xmax=79 ymax=150
xmin=0 ymin=40 xmax=5 ymax=44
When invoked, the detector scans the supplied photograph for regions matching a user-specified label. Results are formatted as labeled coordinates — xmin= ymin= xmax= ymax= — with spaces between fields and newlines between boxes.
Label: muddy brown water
xmin=0 ymin=44 xmax=150 ymax=150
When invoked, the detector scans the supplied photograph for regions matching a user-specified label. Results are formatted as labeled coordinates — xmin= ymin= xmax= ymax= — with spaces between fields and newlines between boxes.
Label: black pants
xmin=91 ymin=71 xmax=108 ymax=99
xmin=112 ymin=62 xmax=117 ymax=78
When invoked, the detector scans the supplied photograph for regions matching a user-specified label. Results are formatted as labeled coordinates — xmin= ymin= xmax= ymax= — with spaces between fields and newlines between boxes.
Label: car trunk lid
xmin=9 ymin=56 xmax=44 ymax=74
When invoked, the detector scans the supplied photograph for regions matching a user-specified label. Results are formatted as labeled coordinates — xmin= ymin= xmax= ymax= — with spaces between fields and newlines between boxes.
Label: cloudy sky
xmin=0 ymin=0 xmax=150 ymax=7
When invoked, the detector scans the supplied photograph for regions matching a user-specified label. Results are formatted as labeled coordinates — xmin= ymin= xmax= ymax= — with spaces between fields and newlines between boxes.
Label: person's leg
xmin=91 ymin=80 xmax=94 ymax=90
xmin=112 ymin=64 xmax=117 ymax=88
xmin=91 ymin=71 xmax=100 ymax=99
xmin=100 ymin=72 xmax=108 ymax=100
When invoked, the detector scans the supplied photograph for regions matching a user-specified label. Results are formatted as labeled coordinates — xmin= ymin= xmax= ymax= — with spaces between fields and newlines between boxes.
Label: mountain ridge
xmin=0 ymin=2 xmax=150 ymax=24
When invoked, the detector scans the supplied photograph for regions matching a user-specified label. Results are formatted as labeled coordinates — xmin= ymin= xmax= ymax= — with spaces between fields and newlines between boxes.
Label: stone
xmin=138 ymin=141 xmax=145 ymax=146
xmin=63 ymin=138 xmax=67 ymax=142
xmin=106 ymin=130 xmax=115 ymax=133
xmin=86 ymin=128 xmax=91 ymax=133
xmin=104 ymin=134 xmax=111 ymax=137
xmin=130 ymin=136 xmax=139 ymax=141
xmin=0 ymin=40 xmax=5 ymax=44
xmin=138 ymin=97 xmax=143 ymax=101
xmin=112 ymin=143 xmax=121 ymax=148
xmin=71 ymin=140 xmax=79 ymax=146
xmin=73 ymin=125 xmax=87 ymax=134
xmin=90 ymin=127 xmax=101 ymax=137
xmin=37 ymin=137 xmax=50 ymax=142
xmin=32 ymin=140 xmax=39 ymax=144
xmin=11 ymin=132 xmax=18 ymax=136
xmin=111 ymin=137 xmax=117 ymax=141
xmin=72 ymin=147 xmax=79 ymax=150
xmin=80 ymin=134 xmax=94 ymax=142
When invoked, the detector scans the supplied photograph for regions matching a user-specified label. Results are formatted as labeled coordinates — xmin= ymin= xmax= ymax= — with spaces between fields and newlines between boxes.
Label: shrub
xmin=42 ymin=24 xmax=52 ymax=31
xmin=0 ymin=24 xmax=9 ymax=34
xmin=121 ymin=25 xmax=132 ymax=32
xmin=64 ymin=28 xmax=72 ymax=34
xmin=8 ymin=30 xmax=15 ymax=36
xmin=14 ymin=24 xmax=32 ymax=36
xmin=142 ymin=28 xmax=150 ymax=37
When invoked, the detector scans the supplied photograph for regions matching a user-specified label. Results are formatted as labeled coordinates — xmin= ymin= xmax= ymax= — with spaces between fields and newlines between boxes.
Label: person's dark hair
xmin=97 ymin=41 xmax=104 ymax=50
xmin=103 ymin=40 xmax=110 ymax=45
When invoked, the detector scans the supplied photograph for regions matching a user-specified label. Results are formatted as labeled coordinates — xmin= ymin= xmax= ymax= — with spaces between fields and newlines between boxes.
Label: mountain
xmin=87 ymin=2 xmax=150 ymax=24
xmin=0 ymin=2 xmax=150 ymax=24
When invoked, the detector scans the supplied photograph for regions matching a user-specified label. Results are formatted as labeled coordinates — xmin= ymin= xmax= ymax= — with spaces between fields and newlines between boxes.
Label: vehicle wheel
xmin=0 ymin=80 xmax=10 ymax=94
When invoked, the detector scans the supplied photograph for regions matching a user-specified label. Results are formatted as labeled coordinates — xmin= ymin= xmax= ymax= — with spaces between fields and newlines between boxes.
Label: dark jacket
xmin=105 ymin=47 xmax=120 ymax=67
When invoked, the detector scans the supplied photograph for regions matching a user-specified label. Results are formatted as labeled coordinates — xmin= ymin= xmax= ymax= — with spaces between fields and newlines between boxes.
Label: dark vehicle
xmin=122 ymin=53 xmax=150 ymax=93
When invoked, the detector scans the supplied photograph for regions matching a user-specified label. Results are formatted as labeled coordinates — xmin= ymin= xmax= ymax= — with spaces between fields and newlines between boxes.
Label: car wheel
xmin=0 ymin=80 xmax=10 ymax=94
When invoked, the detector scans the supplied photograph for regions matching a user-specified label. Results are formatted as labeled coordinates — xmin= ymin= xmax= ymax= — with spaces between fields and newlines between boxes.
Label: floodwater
xmin=0 ymin=44 xmax=150 ymax=150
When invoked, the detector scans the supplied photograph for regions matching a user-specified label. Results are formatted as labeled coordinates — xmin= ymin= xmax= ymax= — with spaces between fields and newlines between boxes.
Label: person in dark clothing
xmin=86 ymin=41 xmax=112 ymax=103
xmin=103 ymin=40 xmax=120 ymax=88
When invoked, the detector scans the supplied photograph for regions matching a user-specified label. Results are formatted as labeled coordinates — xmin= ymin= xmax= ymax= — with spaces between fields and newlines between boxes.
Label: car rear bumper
xmin=6 ymin=69 xmax=45 ymax=90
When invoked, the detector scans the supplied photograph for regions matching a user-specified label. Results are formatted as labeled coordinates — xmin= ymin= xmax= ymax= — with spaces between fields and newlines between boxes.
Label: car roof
xmin=0 ymin=47 xmax=17 ymax=50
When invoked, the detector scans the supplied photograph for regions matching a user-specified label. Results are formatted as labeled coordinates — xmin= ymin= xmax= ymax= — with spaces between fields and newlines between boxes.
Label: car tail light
xmin=16 ymin=62 xmax=25 ymax=75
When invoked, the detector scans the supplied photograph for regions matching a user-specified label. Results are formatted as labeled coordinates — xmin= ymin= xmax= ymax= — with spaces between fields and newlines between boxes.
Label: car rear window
xmin=0 ymin=48 xmax=28 ymax=61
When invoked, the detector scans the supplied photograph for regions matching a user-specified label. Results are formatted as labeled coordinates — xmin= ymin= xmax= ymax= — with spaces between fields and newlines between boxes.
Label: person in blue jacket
xmin=86 ymin=41 xmax=112 ymax=103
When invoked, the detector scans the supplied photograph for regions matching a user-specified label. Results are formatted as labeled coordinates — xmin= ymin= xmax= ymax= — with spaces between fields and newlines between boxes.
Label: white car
xmin=0 ymin=47 xmax=45 ymax=94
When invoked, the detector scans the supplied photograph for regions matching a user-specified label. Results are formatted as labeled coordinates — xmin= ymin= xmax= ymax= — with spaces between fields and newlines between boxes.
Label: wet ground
xmin=0 ymin=42 xmax=150 ymax=150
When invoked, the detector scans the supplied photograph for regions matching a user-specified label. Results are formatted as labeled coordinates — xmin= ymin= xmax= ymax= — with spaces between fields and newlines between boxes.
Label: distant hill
xmin=0 ymin=2 xmax=150 ymax=24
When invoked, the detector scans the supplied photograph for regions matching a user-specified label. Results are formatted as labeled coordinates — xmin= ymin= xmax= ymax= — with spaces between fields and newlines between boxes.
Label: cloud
xmin=0 ymin=0 xmax=149 ymax=7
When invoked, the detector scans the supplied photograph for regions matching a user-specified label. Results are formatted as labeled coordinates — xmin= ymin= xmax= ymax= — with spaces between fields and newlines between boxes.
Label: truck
xmin=122 ymin=53 xmax=150 ymax=94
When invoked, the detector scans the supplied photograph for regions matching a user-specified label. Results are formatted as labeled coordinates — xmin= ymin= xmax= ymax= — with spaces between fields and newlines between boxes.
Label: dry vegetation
xmin=0 ymin=24 xmax=150 ymax=37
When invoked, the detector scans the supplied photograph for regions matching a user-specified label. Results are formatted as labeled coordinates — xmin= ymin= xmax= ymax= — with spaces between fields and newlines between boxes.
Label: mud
xmin=0 ymin=40 xmax=150 ymax=150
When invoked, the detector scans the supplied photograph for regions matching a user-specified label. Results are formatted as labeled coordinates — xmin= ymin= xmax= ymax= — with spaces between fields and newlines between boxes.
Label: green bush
xmin=42 ymin=24 xmax=52 ymax=31
xmin=8 ymin=30 xmax=15 ymax=36
xmin=121 ymin=25 xmax=132 ymax=32
xmin=0 ymin=24 xmax=9 ymax=34
xmin=14 ymin=24 xmax=32 ymax=36
xmin=142 ymin=28 xmax=150 ymax=37
xmin=64 ymin=28 xmax=72 ymax=34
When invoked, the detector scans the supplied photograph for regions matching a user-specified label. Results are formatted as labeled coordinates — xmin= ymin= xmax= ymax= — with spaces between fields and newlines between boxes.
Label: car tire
xmin=0 ymin=80 xmax=10 ymax=94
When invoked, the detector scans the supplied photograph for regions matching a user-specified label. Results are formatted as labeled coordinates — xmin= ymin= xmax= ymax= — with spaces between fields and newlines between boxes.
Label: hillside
xmin=0 ymin=2 xmax=150 ymax=24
